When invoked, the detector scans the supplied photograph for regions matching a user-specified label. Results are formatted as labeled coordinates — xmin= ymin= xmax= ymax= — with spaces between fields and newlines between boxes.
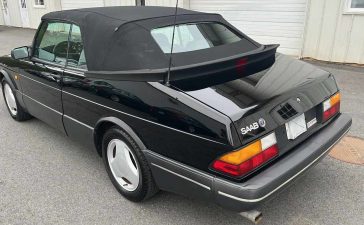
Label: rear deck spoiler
xmin=85 ymin=44 xmax=279 ymax=84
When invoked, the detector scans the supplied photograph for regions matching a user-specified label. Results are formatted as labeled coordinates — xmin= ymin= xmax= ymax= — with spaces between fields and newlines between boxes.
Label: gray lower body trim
xmin=151 ymin=163 xmax=211 ymax=190
xmin=217 ymin=127 xmax=349 ymax=203
xmin=145 ymin=114 xmax=352 ymax=212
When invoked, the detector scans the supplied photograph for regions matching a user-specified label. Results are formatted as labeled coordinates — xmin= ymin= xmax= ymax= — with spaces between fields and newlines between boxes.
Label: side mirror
xmin=11 ymin=46 xmax=30 ymax=60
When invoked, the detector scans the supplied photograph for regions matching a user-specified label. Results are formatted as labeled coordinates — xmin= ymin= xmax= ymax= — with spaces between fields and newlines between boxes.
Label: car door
xmin=19 ymin=21 xmax=71 ymax=132
xmin=61 ymin=24 xmax=95 ymax=149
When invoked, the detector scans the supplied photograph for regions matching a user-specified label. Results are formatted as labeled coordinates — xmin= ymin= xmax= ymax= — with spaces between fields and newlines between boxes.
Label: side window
xmin=151 ymin=23 xmax=242 ymax=53
xmin=67 ymin=24 xmax=87 ymax=69
xmin=33 ymin=22 xmax=71 ymax=65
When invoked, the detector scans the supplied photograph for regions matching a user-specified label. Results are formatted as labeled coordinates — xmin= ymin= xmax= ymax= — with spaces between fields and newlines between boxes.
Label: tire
xmin=1 ymin=79 xmax=31 ymax=121
xmin=102 ymin=126 xmax=159 ymax=202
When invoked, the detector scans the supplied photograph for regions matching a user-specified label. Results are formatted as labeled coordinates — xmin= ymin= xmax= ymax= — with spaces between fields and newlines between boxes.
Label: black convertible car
xmin=0 ymin=6 xmax=352 ymax=221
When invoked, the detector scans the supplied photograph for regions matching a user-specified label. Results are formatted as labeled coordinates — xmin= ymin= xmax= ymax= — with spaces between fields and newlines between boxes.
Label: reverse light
xmin=211 ymin=133 xmax=279 ymax=177
xmin=322 ymin=92 xmax=340 ymax=122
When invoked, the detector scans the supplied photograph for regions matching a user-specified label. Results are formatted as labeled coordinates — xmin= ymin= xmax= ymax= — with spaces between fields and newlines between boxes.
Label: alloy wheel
xmin=107 ymin=139 xmax=140 ymax=192
xmin=3 ymin=83 xmax=17 ymax=116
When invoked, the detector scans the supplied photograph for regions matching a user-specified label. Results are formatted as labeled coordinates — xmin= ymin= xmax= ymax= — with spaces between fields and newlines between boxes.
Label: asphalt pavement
xmin=0 ymin=26 xmax=363 ymax=225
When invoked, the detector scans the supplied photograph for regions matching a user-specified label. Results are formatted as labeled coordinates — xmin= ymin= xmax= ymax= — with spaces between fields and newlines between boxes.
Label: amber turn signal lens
xmin=219 ymin=141 xmax=261 ymax=165
xmin=330 ymin=92 xmax=340 ymax=106
xmin=211 ymin=133 xmax=279 ymax=177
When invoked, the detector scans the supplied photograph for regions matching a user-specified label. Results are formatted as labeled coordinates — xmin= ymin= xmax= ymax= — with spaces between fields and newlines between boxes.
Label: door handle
xmin=48 ymin=73 xmax=62 ymax=83
xmin=44 ymin=65 xmax=63 ymax=73
xmin=43 ymin=65 xmax=63 ymax=83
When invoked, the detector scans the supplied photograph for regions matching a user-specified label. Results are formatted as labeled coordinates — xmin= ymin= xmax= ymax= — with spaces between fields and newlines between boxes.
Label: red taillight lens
xmin=323 ymin=103 xmax=340 ymax=121
xmin=211 ymin=133 xmax=279 ymax=177
xmin=322 ymin=92 xmax=340 ymax=122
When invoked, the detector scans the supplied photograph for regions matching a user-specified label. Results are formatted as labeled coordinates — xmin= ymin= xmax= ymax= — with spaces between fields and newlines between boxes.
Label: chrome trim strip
xmin=21 ymin=91 xmax=93 ymax=130
xmin=217 ymin=128 xmax=350 ymax=203
xmin=64 ymin=69 xmax=85 ymax=77
xmin=62 ymin=91 xmax=226 ymax=145
xmin=18 ymin=74 xmax=60 ymax=91
xmin=63 ymin=114 xmax=94 ymax=130
xmin=31 ymin=57 xmax=66 ymax=69
xmin=44 ymin=65 xmax=64 ymax=73
xmin=151 ymin=163 xmax=211 ymax=190
xmin=22 ymin=93 xmax=62 ymax=115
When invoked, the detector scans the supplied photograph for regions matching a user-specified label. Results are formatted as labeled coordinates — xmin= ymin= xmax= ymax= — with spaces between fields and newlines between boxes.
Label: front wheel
xmin=1 ymin=79 xmax=31 ymax=121
xmin=102 ymin=126 xmax=158 ymax=202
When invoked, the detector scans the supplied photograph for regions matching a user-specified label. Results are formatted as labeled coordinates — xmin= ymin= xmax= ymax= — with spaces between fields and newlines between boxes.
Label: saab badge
xmin=258 ymin=118 xmax=266 ymax=127
xmin=241 ymin=118 xmax=266 ymax=135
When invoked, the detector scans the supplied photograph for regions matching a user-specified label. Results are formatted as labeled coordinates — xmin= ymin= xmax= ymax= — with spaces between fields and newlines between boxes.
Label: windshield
xmin=151 ymin=22 xmax=242 ymax=53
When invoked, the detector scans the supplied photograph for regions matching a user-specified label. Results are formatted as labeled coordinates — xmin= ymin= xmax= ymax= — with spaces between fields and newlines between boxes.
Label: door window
xmin=67 ymin=24 xmax=87 ymax=69
xmin=33 ymin=22 xmax=71 ymax=65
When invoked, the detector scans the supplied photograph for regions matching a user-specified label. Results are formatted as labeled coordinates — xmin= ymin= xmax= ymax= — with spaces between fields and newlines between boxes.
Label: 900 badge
xmin=241 ymin=118 xmax=266 ymax=135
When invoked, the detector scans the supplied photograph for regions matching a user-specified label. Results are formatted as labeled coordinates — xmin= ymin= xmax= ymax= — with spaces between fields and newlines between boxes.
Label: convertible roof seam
xmin=65 ymin=9 xmax=128 ymax=22
xmin=115 ymin=13 xmax=220 ymax=31
xmin=42 ymin=6 xmax=205 ymax=24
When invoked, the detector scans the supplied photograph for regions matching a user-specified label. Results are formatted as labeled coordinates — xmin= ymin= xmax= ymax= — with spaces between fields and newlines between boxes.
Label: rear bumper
xmin=144 ymin=113 xmax=352 ymax=212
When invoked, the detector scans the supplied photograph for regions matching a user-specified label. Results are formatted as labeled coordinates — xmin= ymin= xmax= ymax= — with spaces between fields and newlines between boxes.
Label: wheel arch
xmin=93 ymin=117 xmax=147 ymax=157
xmin=0 ymin=68 xmax=17 ymax=90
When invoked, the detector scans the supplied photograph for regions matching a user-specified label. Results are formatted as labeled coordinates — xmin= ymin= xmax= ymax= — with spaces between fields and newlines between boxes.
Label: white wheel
xmin=1 ymin=80 xmax=31 ymax=121
xmin=3 ymin=83 xmax=17 ymax=116
xmin=102 ymin=126 xmax=158 ymax=201
xmin=107 ymin=139 xmax=140 ymax=192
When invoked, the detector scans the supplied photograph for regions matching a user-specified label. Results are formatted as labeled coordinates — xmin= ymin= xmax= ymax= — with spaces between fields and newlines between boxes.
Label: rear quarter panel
xmin=62 ymin=72 xmax=235 ymax=172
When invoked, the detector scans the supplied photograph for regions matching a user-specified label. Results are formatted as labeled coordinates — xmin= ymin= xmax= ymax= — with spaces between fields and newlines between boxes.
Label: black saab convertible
xmin=0 ymin=6 xmax=352 ymax=221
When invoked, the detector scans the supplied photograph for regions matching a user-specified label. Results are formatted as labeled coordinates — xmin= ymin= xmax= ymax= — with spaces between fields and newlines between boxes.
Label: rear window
xmin=151 ymin=22 xmax=242 ymax=53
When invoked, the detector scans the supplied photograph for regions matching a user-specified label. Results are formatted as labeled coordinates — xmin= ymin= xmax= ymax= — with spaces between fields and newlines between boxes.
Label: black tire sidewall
xmin=102 ymin=127 xmax=151 ymax=202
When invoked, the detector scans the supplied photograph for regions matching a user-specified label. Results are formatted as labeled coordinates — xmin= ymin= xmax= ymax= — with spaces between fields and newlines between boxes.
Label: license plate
xmin=285 ymin=114 xmax=307 ymax=140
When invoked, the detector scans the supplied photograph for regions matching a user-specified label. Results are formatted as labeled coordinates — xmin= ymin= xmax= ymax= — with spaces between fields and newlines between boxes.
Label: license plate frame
xmin=285 ymin=114 xmax=307 ymax=140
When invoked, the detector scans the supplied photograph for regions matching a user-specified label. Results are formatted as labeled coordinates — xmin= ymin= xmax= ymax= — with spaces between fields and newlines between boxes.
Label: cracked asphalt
xmin=0 ymin=26 xmax=363 ymax=225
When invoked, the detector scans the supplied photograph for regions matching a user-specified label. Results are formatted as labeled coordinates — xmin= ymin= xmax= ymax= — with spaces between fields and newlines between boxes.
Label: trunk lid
xmin=174 ymin=54 xmax=339 ymax=152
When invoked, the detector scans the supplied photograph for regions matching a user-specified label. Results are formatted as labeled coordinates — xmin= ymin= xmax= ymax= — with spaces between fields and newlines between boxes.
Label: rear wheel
xmin=1 ymin=79 xmax=31 ymax=121
xmin=102 ymin=126 xmax=158 ymax=201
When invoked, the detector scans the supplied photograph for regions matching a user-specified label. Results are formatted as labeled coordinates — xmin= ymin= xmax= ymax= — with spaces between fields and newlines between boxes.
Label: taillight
xmin=322 ymin=92 xmax=340 ymax=122
xmin=211 ymin=133 xmax=278 ymax=177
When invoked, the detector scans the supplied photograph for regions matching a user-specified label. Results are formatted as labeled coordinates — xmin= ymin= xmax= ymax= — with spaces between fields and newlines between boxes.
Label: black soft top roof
xmin=42 ymin=6 xmax=207 ymax=24
xmin=41 ymin=6 xmax=278 ymax=85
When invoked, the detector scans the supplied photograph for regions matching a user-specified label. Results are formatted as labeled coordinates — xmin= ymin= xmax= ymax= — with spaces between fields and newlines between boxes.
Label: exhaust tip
xmin=239 ymin=210 xmax=262 ymax=224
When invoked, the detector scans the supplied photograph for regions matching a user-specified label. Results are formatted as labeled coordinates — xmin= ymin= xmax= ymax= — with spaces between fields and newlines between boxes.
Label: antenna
xmin=165 ymin=0 xmax=179 ymax=86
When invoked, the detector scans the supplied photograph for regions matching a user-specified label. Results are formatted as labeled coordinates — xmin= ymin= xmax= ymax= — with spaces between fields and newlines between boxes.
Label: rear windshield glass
xmin=151 ymin=22 xmax=241 ymax=53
